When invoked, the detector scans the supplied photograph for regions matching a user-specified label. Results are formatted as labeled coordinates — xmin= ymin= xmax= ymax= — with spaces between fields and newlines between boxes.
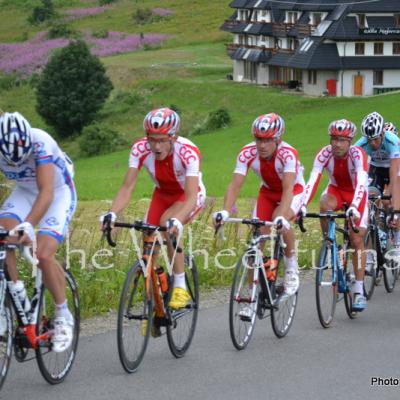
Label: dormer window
xmin=312 ymin=13 xmax=322 ymax=26
xmin=357 ymin=14 xmax=366 ymax=29
xmin=395 ymin=14 xmax=400 ymax=27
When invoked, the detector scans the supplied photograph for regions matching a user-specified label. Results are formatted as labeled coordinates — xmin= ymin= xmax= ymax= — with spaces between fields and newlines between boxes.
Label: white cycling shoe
xmin=284 ymin=270 xmax=299 ymax=296
xmin=52 ymin=317 xmax=74 ymax=353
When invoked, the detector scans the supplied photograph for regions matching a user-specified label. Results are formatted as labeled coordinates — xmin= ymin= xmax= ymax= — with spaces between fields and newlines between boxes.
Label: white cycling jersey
xmin=129 ymin=136 xmax=205 ymax=194
xmin=0 ymin=128 xmax=74 ymax=193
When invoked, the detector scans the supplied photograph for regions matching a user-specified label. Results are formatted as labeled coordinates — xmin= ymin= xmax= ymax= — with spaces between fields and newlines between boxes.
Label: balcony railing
xmin=225 ymin=42 xmax=296 ymax=55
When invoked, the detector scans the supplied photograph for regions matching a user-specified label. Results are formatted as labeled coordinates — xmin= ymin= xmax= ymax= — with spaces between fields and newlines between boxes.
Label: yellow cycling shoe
xmin=169 ymin=287 xmax=191 ymax=310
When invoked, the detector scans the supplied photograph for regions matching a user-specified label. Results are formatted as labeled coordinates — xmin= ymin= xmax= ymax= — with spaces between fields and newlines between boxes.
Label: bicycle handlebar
xmin=297 ymin=212 xmax=359 ymax=234
xmin=0 ymin=228 xmax=38 ymax=266
xmin=103 ymin=220 xmax=182 ymax=253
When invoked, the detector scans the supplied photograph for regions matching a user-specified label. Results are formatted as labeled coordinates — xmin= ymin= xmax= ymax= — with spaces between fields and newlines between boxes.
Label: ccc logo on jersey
xmin=238 ymin=146 xmax=257 ymax=163
xmin=131 ymin=141 xmax=151 ymax=157
xmin=179 ymin=146 xmax=197 ymax=164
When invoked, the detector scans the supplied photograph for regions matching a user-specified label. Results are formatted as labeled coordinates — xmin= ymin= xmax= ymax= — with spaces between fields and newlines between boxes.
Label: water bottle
xmin=8 ymin=280 xmax=31 ymax=313
xmin=155 ymin=267 xmax=168 ymax=293
xmin=378 ymin=228 xmax=387 ymax=251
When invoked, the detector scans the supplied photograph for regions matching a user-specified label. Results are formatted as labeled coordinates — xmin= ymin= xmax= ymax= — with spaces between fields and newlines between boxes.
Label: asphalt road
xmin=2 ymin=281 xmax=400 ymax=400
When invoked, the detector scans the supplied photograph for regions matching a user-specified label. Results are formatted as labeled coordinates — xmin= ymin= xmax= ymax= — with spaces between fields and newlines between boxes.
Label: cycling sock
xmin=173 ymin=272 xmax=186 ymax=290
xmin=55 ymin=300 xmax=72 ymax=321
xmin=284 ymin=255 xmax=298 ymax=273
xmin=353 ymin=280 xmax=364 ymax=295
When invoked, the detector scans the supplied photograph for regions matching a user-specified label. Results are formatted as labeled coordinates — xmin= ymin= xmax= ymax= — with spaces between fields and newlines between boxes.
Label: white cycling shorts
xmin=0 ymin=184 xmax=77 ymax=243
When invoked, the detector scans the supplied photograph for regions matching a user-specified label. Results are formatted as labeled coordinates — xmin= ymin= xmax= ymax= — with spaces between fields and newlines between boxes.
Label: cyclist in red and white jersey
xmin=302 ymin=119 xmax=368 ymax=311
xmin=213 ymin=113 xmax=305 ymax=299
xmin=100 ymin=108 xmax=205 ymax=311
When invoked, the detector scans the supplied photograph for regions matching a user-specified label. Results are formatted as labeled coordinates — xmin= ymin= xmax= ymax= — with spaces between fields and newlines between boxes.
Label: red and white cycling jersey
xmin=129 ymin=136 xmax=205 ymax=194
xmin=304 ymin=145 xmax=369 ymax=208
xmin=234 ymin=140 xmax=305 ymax=191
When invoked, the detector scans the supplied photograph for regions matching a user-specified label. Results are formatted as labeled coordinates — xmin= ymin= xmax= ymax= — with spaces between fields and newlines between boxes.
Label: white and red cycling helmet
xmin=252 ymin=113 xmax=285 ymax=139
xmin=328 ymin=119 xmax=357 ymax=139
xmin=0 ymin=112 xmax=33 ymax=166
xmin=384 ymin=122 xmax=398 ymax=136
xmin=143 ymin=107 xmax=180 ymax=136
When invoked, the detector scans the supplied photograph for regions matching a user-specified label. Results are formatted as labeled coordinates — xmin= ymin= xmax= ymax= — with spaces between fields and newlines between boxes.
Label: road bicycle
xmin=298 ymin=212 xmax=359 ymax=328
xmin=216 ymin=217 xmax=298 ymax=350
xmin=0 ymin=228 xmax=80 ymax=389
xmin=104 ymin=220 xmax=199 ymax=373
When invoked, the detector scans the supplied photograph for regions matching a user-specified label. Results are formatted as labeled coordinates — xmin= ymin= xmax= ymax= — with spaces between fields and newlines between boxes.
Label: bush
xmin=99 ymin=0 xmax=117 ymax=5
xmin=132 ymin=8 xmax=160 ymax=25
xmin=206 ymin=108 xmax=231 ymax=130
xmin=47 ymin=22 xmax=76 ymax=39
xmin=79 ymin=123 xmax=126 ymax=157
xmin=36 ymin=40 xmax=113 ymax=138
xmin=100 ymin=89 xmax=151 ymax=116
xmin=0 ymin=73 xmax=20 ymax=90
xmin=28 ymin=0 xmax=56 ymax=25
xmin=92 ymin=29 xmax=109 ymax=39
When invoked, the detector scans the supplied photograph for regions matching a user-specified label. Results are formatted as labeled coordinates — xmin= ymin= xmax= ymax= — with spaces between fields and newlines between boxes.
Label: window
xmin=395 ymin=14 xmax=400 ymax=27
xmin=374 ymin=42 xmax=384 ymax=55
xmin=274 ymin=38 xmax=282 ymax=49
xmin=355 ymin=42 xmax=365 ymax=55
xmin=313 ymin=13 xmax=322 ymax=26
xmin=357 ymin=14 xmax=366 ymax=28
xmin=286 ymin=11 xmax=300 ymax=24
xmin=373 ymin=70 xmax=383 ymax=85
xmin=308 ymin=70 xmax=317 ymax=85
xmin=393 ymin=42 xmax=400 ymax=54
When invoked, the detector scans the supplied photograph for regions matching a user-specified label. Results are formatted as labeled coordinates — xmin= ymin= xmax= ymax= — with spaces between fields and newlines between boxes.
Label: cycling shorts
xmin=0 ymin=184 xmax=77 ymax=243
xmin=322 ymin=185 xmax=368 ymax=229
xmin=145 ymin=187 xmax=206 ymax=226
xmin=253 ymin=184 xmax=305 ymax=222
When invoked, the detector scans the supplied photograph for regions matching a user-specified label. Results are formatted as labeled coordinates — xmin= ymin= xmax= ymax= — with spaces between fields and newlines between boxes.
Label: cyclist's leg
xmin=0 ymin=187 xmax=32 ymax=281
xmin=320 ymin=186 xmax=340 ymax=236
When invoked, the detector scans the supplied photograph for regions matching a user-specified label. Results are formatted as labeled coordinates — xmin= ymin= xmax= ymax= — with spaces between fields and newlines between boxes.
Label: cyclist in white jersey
xmin=0 ymin=112 xmax=76 ymax=352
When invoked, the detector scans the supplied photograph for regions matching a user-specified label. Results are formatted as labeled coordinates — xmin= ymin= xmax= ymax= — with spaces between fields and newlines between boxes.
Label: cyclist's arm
xmin=110 ymin=167 xmax=139 ymax=214
xmin=173 ymin=176 xmax=199 ymax=223
xmin=274 ymin=172 xmax=295 ymax=218
xmin=25 ymin=163 xmax=54 ymax=226
xmin=222 ymin=173 xmax=246 ymax=212
xmin=350 ymin=148 xmax=368 ymax=208
xmin=391 ymin=158 xmax=400 ymax=209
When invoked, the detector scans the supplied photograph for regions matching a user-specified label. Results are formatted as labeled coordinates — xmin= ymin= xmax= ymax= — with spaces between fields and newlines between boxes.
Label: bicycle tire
xmin=0 ymin=287 xmax=12 ymax=391
xmin=166 ymin=255 xmax=199 ymax=358
xmin=36 ymin=269 xmax=80 ymax=384
xmin=343 ymin=250 xmax=357 ymax=319
xmin=315 ymin=242 xmax=337 ymax=328
xmin=270 ymin=255 xmax=298 ymax=338
xmin=117 ymin=261 xmax=152 ymax=373
xmin=383 ymin=249 xmax=398 ymax=293
xmin=364 ymin=228 xmax=377 ymax=300
xmin=229 ymin=253 xmax=258 ymax=350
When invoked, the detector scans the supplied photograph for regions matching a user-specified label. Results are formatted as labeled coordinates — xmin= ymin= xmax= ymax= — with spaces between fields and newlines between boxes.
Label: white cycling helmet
xmin=361 ymin=112 xmax=384 ymax=139
xmin=0 ymin=112 xmax=33 ymax=166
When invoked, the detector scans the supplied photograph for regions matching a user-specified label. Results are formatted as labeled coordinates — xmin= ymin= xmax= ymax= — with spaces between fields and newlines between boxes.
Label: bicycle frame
xmin=0 ymin=232 xmax=50 ymax=350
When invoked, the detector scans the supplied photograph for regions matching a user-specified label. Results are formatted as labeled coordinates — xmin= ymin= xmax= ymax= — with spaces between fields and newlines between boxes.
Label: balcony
xmin=225 ymin=42 xmax=296 ymax=57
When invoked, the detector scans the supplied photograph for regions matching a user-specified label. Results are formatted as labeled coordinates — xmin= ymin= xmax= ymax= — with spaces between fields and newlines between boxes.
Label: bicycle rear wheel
xmin=364 ymin=229 xmax=377 ymax=300
xmin=315 ymin=242 xmax=337 ymax=328
xmin=270 ymin=257 xmax=298 ymax=338
xmin=36 ymin=269 xmax=80 ymax=384
xmin=229 ymin=253 xmax=258 ymax=350
xmin=0 ymin=287 xmax=12 ymax=391
xmin=166 ymin=255 xmax=199 ymax=358
xmin=117 ymin=261 xmax=152 ymax=373
xmin=383 ymin=243 xmax=398 ymax=293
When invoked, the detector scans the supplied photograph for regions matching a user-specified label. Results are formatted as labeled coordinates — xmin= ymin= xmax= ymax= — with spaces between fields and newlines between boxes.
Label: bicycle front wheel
xmin=364 ymin=229 xmax=377 ymax=300
xmin=229 ymin=253 xmax=258 ymax=350
xmin=36 ymin=269 xmax=80 ymax=384
xmin=166 ymin=255 xmax=199 ymax=358
xmin=270 ymin=257 xmax=298 ymax=338
xmin=315 ymin=242 xmax=337 ymax=328
xmin=383 ymin=245 xmax=398 ymax=293
xmin=117 ymin=261 xmax=153 ymax=373
xmin=0 ymin=287 xmax=12 ymax=391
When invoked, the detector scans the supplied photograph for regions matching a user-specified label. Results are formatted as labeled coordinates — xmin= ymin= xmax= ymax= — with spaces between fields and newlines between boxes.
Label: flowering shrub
xmin=63 ymin=5 xmax=113 ymax=21
xmin=0 ymin=31 xmax=170 ymax=76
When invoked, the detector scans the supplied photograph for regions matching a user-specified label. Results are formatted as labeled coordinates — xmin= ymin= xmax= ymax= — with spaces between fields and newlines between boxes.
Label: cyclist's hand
xmin=387 ymin=213 xmax=399 ymax=228
xmin=99 ymin=212 xmax=116 ymax=231
xmin=167 ymin=218 xmax=183 ymax=238
xmin=14 ymin=222 xmax=35 ymax=245
xmin=212 ymin=210 xmax=229 ymax=227
xmin=346 ymin=206 xmax=360 ymax=221
xmin=273 ymin=216 xmax=290 ymax=231
xmin=300 ymin=204 xmax=307 ymax=217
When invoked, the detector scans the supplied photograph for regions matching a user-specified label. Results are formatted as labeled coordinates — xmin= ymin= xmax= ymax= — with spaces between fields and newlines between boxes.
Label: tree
xmin=36 ymin=40 xmax=113 ymax=137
